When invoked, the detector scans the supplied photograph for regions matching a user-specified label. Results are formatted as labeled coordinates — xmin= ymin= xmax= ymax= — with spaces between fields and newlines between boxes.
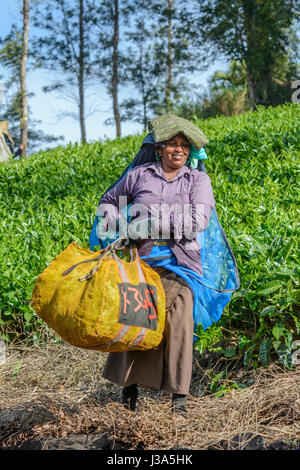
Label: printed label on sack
xmin=118 ymin=282 xmax=158 ymax=330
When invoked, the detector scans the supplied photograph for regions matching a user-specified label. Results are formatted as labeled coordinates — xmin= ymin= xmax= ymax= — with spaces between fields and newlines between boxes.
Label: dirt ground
xmin=0 ymin=342 xmax=299 ymax=450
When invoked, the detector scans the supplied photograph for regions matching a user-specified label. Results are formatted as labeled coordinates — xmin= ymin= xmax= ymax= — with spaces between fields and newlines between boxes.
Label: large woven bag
xmin=31 ymin=240 xmax=166 ymax=352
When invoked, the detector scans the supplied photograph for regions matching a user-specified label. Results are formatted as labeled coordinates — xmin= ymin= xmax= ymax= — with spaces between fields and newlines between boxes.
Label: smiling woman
xmin=155 ymin=133 xmax=191 ymax=180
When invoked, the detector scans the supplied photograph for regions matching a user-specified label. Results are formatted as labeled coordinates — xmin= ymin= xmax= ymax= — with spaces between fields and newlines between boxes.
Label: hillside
xmin=0 ymin=104 xmax=299 ymax=450
xmin=0 ymin=103 xmax=299 ymax=368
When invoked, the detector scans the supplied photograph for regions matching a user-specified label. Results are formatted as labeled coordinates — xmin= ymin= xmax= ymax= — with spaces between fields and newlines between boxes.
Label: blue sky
xmin=0 ymin=0 xmax=228 ymax=149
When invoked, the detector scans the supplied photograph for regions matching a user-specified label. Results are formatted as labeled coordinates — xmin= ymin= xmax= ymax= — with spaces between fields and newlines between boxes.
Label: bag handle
xmin=81 ymin=241 xmax=139 ymax=282
xmin=62 ymin=238 xmax=127 ymax=280
xmin=111 ymin=243 xmax=146 ymax=284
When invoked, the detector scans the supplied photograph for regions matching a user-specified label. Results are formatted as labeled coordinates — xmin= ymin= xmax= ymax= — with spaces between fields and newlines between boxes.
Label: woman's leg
xmin=158 ymin=272 xmax=194 ymax=395
xmin=122 ymin=383 xmax=139 ymax=411
xmin=172 ymin=393 xmax=188 ymax=417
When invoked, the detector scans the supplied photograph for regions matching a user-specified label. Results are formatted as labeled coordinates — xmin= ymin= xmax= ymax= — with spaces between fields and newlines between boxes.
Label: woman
xmin=96 ymin=114 xmax=218 ymax=416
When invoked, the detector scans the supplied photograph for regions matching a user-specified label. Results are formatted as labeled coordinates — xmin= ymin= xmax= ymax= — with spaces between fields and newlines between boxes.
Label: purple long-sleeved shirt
xmin=98 ymin=161 xmax=215 ymax=276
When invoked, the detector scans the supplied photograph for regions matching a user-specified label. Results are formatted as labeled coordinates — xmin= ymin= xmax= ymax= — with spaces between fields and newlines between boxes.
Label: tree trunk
xmin=79 ymin=0 xmax=86 ymax=143
xmin=242 ymin=0 xmax=257 ymax=110
xmin=139 ymin=42 xmax=147 ymax=131
xmin=242 ymin=0 xmax=275 ymax=108
xmin=165 ymin=0 xmax=173 ymax=112
xmin=20 ymin=0 xmax=29 ymax=157
xmin=246 ymin=67 xmax=256 ymax=110
xmin=112 ymin=0 xmax=121 ymax=138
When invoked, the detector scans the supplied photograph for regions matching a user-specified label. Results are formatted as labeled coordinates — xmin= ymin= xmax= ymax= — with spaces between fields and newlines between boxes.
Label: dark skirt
xmin=102 ymin=267 xmax=194 ymax=394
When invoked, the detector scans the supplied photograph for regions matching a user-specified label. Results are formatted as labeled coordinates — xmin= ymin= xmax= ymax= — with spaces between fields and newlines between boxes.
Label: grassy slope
xmin=0 ymin=104 xmax=299 ymax=364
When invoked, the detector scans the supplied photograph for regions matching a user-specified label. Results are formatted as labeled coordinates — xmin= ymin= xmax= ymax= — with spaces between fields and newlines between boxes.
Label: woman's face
xmin=157 ymin=133 xmax=191 ymax=172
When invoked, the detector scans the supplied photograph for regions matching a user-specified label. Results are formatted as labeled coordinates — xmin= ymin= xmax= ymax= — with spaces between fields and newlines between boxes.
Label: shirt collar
xmin=146 ymin=161 xmax=190 ymax=181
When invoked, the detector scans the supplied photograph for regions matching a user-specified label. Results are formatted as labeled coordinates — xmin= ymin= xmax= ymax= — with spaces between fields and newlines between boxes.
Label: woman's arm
xmin=97 ymin=169 xmax=136 ymax=233
xmin=124 ymin=171 xmax=216 ymax=241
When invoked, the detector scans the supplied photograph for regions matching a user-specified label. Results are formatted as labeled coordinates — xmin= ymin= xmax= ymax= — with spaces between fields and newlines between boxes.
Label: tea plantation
xmin=0 ymin=103 xmax=299 ymax=369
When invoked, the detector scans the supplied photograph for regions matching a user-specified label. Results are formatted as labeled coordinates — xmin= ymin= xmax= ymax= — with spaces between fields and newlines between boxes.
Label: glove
xmin=127 ymin=218 xmax=152 ymax=240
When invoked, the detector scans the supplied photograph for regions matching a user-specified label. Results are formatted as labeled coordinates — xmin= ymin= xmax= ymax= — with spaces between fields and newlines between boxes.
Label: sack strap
xmin=62 ymin=238 xmax=127 ymax=281
xmin=62 ymin=250 xmax=107 ymax=276
xmin=79 ymin=250 xmax=112 ymax=281
xmin=111 ymin=244 xmax=146 ymax=284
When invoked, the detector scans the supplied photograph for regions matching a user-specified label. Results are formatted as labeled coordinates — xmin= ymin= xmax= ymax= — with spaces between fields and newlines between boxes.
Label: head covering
xmin=148 ymin=113 xmax=209 ymax=150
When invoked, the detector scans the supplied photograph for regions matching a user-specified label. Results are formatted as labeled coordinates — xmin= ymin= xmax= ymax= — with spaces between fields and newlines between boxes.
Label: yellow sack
xmin=31 ymin=240 xmax=166 ymax=352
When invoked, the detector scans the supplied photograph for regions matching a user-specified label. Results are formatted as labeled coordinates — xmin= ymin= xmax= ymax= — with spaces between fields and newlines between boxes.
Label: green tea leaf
xmin=272 ymin=326 xmax=282 ymax=340
xmin=223 ymin=348 xmax=236 ymax=358
xmin=260 ymin=306 xmax=277 ymax=316
xmin=256 ymin=281 xmax=282 ymax=296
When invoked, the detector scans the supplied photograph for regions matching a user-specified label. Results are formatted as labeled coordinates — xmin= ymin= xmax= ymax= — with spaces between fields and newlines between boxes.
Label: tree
xmin=93 ymin=0 xmax=133 ymax=138
xmin=0 ymin=3 xmax=29 ymax=156
xmin=32 ymin=0 xmax=98 ymax=143
xmin=112 ymin=0 xmax=121 ymax=138
xmin=196 ymin=0 xmax=300 ymax=109
xmin=121 ymin=15 xmax=160 ymax=130
xmin=92 ymin=1 xmax=204 ymax=135
xmin=202 ymin=60 xmax=249 ymax=117
xmin=0 ymin=26 xmax=62 ymax=154
xmin=147 ymin=0 xmax=200 ymax=115
xmin=210 ymin=60 xmax=248 ymax=92
xmin=165 ymin=0 xmax=174 ymax=111
xmin=0 ymin=28 xmax=24 ymax=142
xmin=118 ymin=0 xmax=202 ymax=127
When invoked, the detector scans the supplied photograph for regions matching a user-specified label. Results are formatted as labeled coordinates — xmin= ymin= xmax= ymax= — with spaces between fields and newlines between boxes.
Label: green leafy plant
xmin=12 ymin=361 xmax=23 ymax=379
xmin=209 ymin=371 xmax=248 ymax=397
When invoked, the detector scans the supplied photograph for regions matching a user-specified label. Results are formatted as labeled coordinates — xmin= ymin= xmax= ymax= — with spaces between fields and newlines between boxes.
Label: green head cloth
xmin=148 ymin=113 xmax=209 ymax=151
